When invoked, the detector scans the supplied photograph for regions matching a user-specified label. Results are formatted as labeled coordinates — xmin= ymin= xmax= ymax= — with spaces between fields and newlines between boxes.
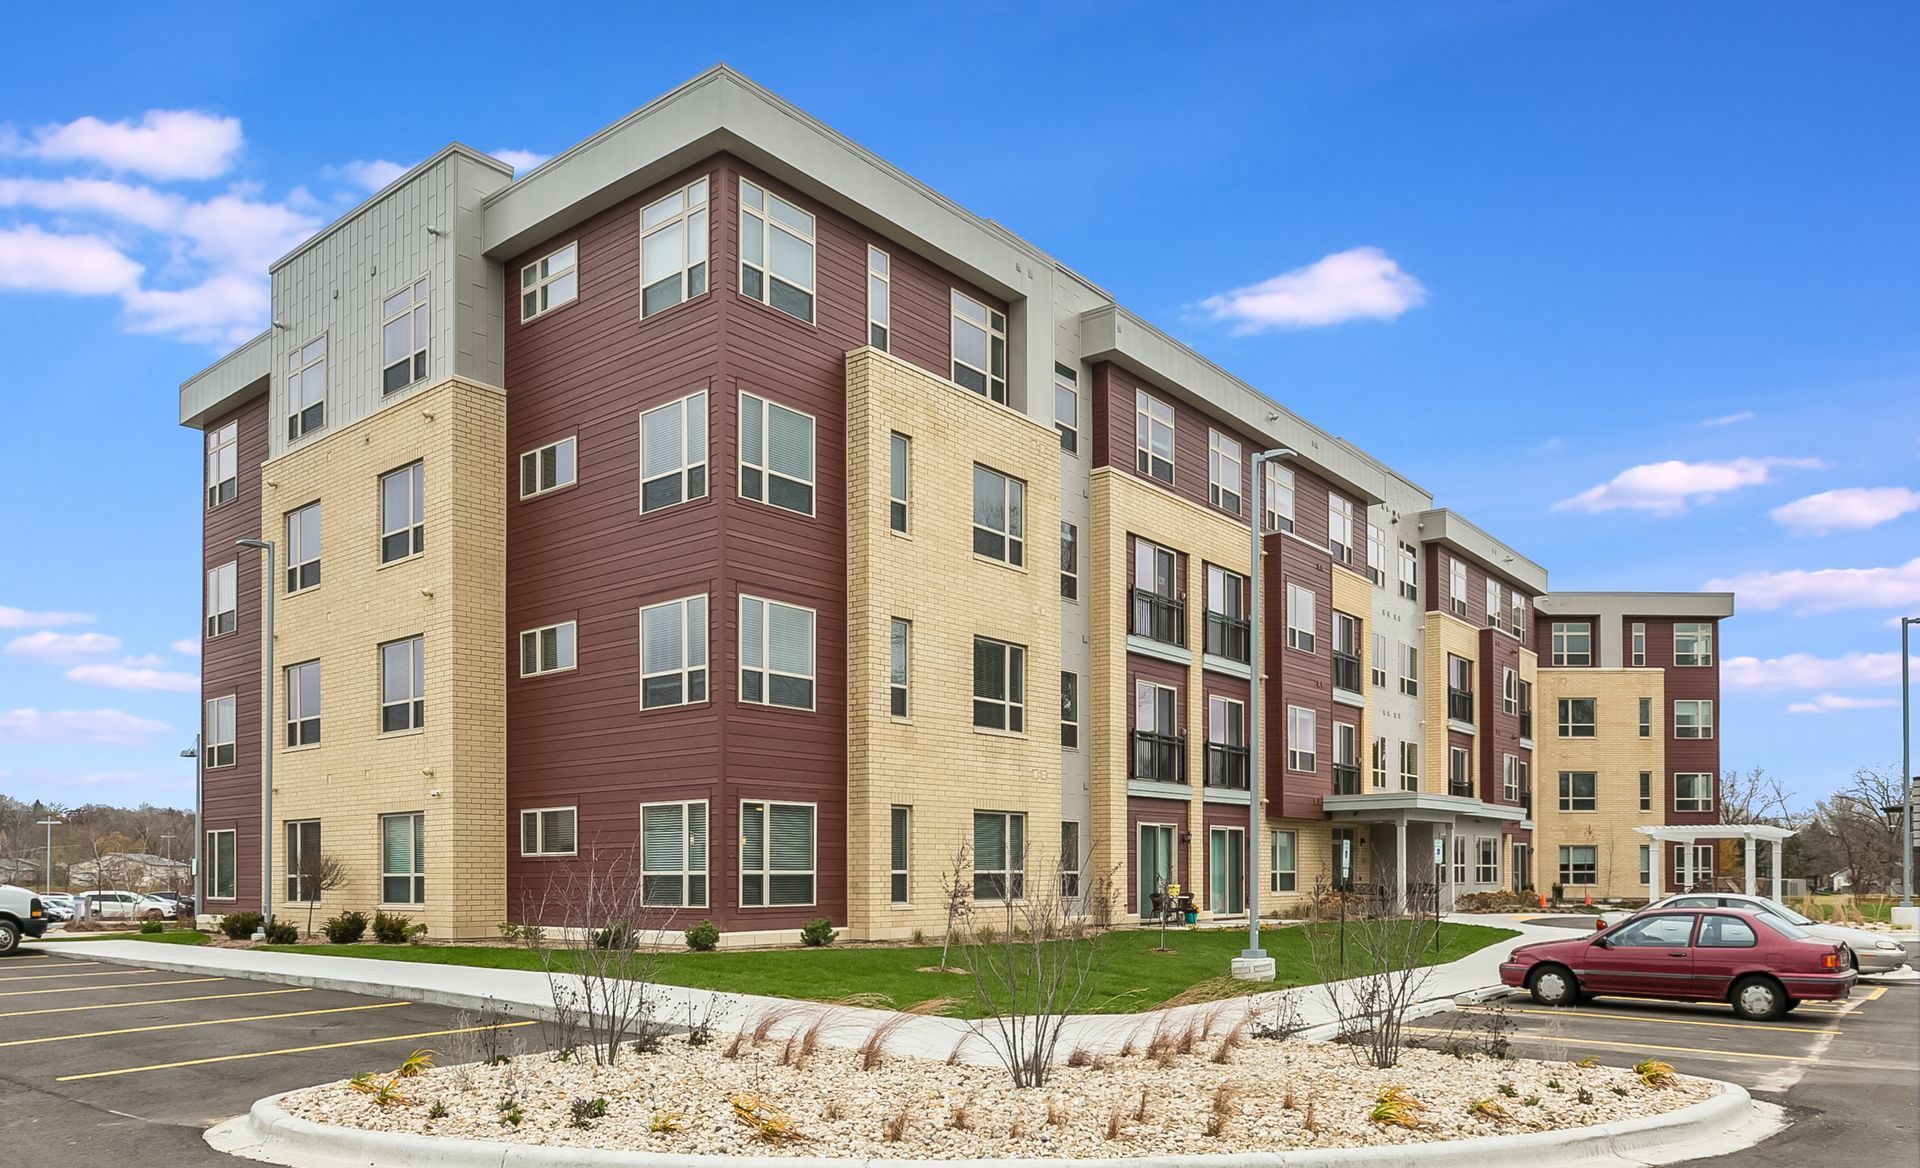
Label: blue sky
xmin=1 ymin=1 xmax=1915 ymax=812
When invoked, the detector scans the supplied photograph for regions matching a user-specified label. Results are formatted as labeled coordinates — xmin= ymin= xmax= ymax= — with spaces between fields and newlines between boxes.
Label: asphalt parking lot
xmin=0 ymin=945 xmax=538 ymax=1167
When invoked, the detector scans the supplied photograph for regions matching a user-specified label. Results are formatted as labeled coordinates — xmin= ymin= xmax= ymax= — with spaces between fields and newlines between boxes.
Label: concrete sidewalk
xmin=40 ymin=913 xmax=1557 ymax=1066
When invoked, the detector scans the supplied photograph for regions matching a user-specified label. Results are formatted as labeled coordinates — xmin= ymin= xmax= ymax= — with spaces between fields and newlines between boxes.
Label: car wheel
xmin=1529 ymin=964 xmax=1579 ymax=1006
xmin=1730 ymin=975 xmax=1788 ymax=1021
xmin=1847 ymin=951 xmax=1859 ymax=973
xmin=0 ymin=920 xmax=18 ymax=956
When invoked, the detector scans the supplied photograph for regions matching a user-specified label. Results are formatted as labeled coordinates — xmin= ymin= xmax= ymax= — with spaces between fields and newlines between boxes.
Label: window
xmin=1366 ymin=524 xmax=1386 ymax=587
xmin=380 ymin=636 xmax=425 ymax=733
xmin=1449 ymin=746 xmax=1471 ymax=795
xmin=1333 ymin=611 xmax=1361 ymax=692
xmin=1135 ymin=389 xmax=1175 ymax=483
xmin=1551 ymin=621 xmax=1592 ymax=666
xmin=1264 ymin=462 xmax=1295 ymax=532
xmin=1674 ymin=700 xmax=1714 ymax=739
xmin=1397 ymin=541 xmax=1418 ymax=600
xmin=1060 ymin=672 xmax=1079 ymax=749
xmin=1269 ymin=829 xmax=1297 ymax=893
xmin=1054 ymin=363 xmax=1078 ymax=453
xmin=950 ymin=290 xmax=1008 ymax=402
xmin=1060 ymin=821 xmax=1082 ymax=899
xmin=1614 ymin=915 xmax=1697 ymax=949
xmin=889 ymin=618 xmax=910 ymax=718
xmin=286 ymin=335 xmax=326 ymax=441
xmin=1060 ymin=522 xmax=1078 ymax=600
xmin=1638 ymin=696 xmax=1652 ymax=737
xmin=740 ymin=800 xmax=815 ymax=907
xmin=1285 ymin=583 xmax=1316 ymax=652
xmin=1630 ymin=622 xmax=1646 ymax=666
xmin=1486 ymin=579 xmax=1501 ymax=628
xmin=1372 ymin=735 xmax=1388 ymax=789
xmin=972 ymin=465 xmax=1026 ymax=565
xmin=1558 ymin=845 xmax=1597 ymax=886
xmin=1448 ymin=557 xmax=1468 ymax=617
xmin=1676 ymin=773 xmax=1715 ymax=812
xmin=1452 ymin=835 xmax=1469 ymax=885
xmin=206 ymin=421 xmax=237 ymax=507
xmin=973 ymin=637 xmax=1026 ymax=732
xmin=1557 ymin=697 xmax=1596 ymax=737
xmin=889 ymin=805 xmax=910 ymax=903
xmin=973 ymin=811 xmax=1025 ymax=901
xmin=1328 ymin=495 xmax=1354 ymax=562
xmin=1209 ymin=430 xmax=1243 ymax=514
xmin=519 ymin=436 xmax=578 ymax=500
xmin=640 ymin=595 xmax=708 ymax=708
xmin=1447 ymin=654 xmax=1474 ymax=724
xmin=520 ymin=242 xmax=578 ymax=320
xmin=1372 ymin=632 xmax=1389 ymax=688
xmin=1518 ymin=680 xmax=1534 ymax=736
xmin=1639 ymin=843 xmax=1651 ymax=885
xmin=204 ymin=695 xmax=236 ymax=768
xmin=1502 ymin=668 xmax=1518 ymax=715
xmin=1511 ymin=591 xmax=1527 ymax=641
xmin=380 ymin=279 xmax=429 ymax=393
xmin=1502 ymin=754 xmax=1519 ymax=801
xmin=1133 ymin=682 xmax=1179 ymax=782
xmin=1399 ymin=741 xmax=1420 ymax=791
xmin=639 ymin=392 xmax=705 ymax=511
xmin=1131 ymin=539 xmax=1182 ymax=645
xmin=1675 ymin=622 xmax=1714 ymax=666
xmin=867 ymin=246 xmax=890 ymax=349
xmin=889 ymin=432 xmax=910 ymax=533
xmin=1640 ymin=771 xmax=1653 ymax=812
xmin=640 ymin=177 xmax=709 ymax=317
xmin=1699 ymin=915 xmax=1758 ymax=948
xmin=205 ymin=561 xmax=236 ymax=637
xmin=1558 ymin=771 xmax=1597 ymax=812
xmin=379 ymin=812 xmax=425 ymax=904
xmin=739 ymin=595 xmax=813 ymax=710
xmin=1476 ymin=837 xmax=1499 ymax=884
xmin=206 ymin=829 xmax=236 ymax=899
xmin=739 ymin=392 xmax=814 ymax=515
xmin=641 ymin=800 xmax=708 ymax=906
xmin=740 ymin=179 xmax=814 ymax=323
xmin=1399 ymin=642 xmax=1420 ymax=696
xmin=1205 ymin=565 xmax=1248 ymax=662
xmin=519 ymin=620 xmax=577 ymax=678
xmin=379 ymin=462 xmax=425 ymax=564
xmin=1516 ymin=758 xmax=1530 ymax=803
xmin=1286 ymin=705 xmax=1316 ymax=772
xmin=521 ymin=806 xmax=579 ymax=858
xmin=285 ymin=503 xmax=320 ymax=593
xmin=284 ymin=660 xmax=320 ymax=746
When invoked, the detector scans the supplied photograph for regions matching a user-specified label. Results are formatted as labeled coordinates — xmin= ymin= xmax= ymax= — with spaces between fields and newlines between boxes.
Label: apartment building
xmin=179 ymin=67 xmax=1731 ymax=940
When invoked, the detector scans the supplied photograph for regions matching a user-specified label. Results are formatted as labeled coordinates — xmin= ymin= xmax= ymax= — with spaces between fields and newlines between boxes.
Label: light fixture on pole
xmin=237 ymin=537 xmax=276 ymax=939
xmin=181 ymin=740 xmax=200 ymax=918
xmin=1900 ymin=615 xmax=1916 ymax=911
xmin=35 ymin=816 xmax=61 ymax=895
xmin=1233 ymin=446 xmax=1296 ymax=983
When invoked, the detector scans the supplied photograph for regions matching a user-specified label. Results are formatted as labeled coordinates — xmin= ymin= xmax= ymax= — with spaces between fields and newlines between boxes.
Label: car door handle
xmin=1667 ymin=952 xmax=1688 ymax=958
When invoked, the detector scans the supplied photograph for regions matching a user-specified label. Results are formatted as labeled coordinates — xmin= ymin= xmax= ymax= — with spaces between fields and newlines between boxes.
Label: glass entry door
xmin=1209 ymin=827 xmax=1245 ymax=915
xmin=1138 ymin=823 xmax=1175 ymax=917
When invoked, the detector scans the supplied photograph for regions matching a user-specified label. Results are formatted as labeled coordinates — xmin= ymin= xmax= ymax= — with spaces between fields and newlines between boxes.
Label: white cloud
xmin=3 ymin=110 xmax=242 ymax=180
xmin=65 ymin=662 xmax=199 ymax=693
xmin=4 ymin=630 xmax=121 ymax=664
xmin=0 ymin=226 xmax=142 ymax=294
xmin=1697 ymin=411 xmax=1755 ymax=428
xmin=0 ymin=606 xmax=92 ymax=629
xmin=169 ymin=638 xmax=200 ymax=657
xmin=1705 ymin=556 xmax=1920 ymax=614
xmin=1770 ymin=487 xmax=1920 ymax=535
xmin=1723 ymin=651 xmax=1901 ymax=691
xmin=1553 ymin=456 xmax=1826 ymax=517
xmin=1785 ymin=694 xmax=1899 ymax=715
xmin=0 ymin=708 xmax=170 ymax=745
xmin=67 ymin=770 xmax=139 ymax=788
xmin=491 ymin=148 xmax=550 ymax=174
xmin=1198 ymin=247 xmax=1427 ymax=332
xmin=329 ymin=158 xmax=411 ymax=191
xmin=122 ymin=273 xmax=269 ymax=345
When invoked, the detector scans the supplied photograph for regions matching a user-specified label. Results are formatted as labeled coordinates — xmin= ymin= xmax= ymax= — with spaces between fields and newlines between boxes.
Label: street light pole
xmin=1901 ymin=616 xmax=1915 ymax=909
xmin=35 ymin=817 xmax=60 ymax=895
xmin=181 ymin=739 xmax=200 ymax=917
xmin=237 ymin=538 xmax=276 ymax=936
xmin=1235 ymin=447 xmax=1295 ymax=981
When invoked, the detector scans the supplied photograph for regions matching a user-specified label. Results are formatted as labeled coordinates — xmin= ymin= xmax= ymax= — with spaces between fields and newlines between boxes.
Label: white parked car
xmin=1601 ymin=893 xmax=1909 ymax=974
xmin=74 ymin=891 xmax=147 ymax=921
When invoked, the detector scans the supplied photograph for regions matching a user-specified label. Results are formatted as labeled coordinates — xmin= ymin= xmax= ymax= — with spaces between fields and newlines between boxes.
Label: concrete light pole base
xmin=1892 ymin=905 xmax=1918 ymax=931
xmin=1230 ymin=956 xmax=1276 ymax=982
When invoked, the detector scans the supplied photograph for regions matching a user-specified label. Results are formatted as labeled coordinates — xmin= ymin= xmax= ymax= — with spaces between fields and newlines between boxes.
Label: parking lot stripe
xmin=0 ymin=967 xmax=156 ymax=983
xmin=0 ymin=960 xmax=99 ymax=969
xmin=1460 ymin=1004 xmax=1840 ymax=1033
xmin=55 ymin=1019 xmax=539 ymax=1081
xmin=1406 ymin=1026 xmax=1807 ymax=1062
xmin=0 ymin=977 xmax=223 ymax=998
xmin=0 ymin=1000 xmax=413 ymax=1048
xmin=0 ymin=987 xmax=310 ymax=1019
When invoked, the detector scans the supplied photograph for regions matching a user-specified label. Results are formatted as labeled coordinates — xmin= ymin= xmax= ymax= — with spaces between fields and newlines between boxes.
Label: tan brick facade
xmin=1422 ymin=611 xmax=1481 ymax=794
xmin=1532 ymin=667 xmax=1664 ymax=899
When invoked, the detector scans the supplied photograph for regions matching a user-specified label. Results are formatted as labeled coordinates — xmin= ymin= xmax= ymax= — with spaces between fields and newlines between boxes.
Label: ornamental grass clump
xmin=1369 ymin=1085 xmax=1429 ymax=1130
xmin=1634 ymin=1058 xmax=1678 ymax=1088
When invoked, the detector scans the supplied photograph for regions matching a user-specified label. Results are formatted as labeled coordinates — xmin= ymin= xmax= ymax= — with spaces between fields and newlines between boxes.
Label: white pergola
xmin=1635 ymin=823 xmax=1797 ymax=902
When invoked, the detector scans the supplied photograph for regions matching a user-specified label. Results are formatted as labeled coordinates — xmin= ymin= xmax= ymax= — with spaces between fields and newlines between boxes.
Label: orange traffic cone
xmin=1538 ymin=892 xmax=1547 ymax=910
xmin=1584 ymin=890 xmax=1592 ymax=907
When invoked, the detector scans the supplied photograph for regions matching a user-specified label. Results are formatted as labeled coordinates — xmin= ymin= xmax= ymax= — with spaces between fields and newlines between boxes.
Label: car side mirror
xmin=1591 ymin=935 xmax=1609 ymax=949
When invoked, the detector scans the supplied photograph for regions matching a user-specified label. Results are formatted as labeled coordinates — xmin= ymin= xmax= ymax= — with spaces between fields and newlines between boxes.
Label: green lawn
xmin=36 ymin=928 xmax=210 ymax=945
xmin=262 ymin=923 xmax=1514 ymax=1018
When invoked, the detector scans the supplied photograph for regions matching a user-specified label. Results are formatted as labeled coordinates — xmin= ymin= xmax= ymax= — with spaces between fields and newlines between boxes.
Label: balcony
xmin=1204 ymin=612 xmax=1250 ymax=663
xmin=1447 ymin=687 xmax=1474 ymax=725
xmin=1205 ymin=743 xmax=1250 ymax=790
xmin=1332 ymin=763 xmax=1362 ymax=795
xmin=1519 ymin=710 xmax=1533 ymax=740
xmin=1129 ymin=588 xmax=1186 ymax=648
xmin=1449 ymin=778 xmax=1475 ymax=798
xmin=1131 ymin=730 xmax=1187 ymax=785
xmin=1332 ymin=651 xmax=1363 ymax=694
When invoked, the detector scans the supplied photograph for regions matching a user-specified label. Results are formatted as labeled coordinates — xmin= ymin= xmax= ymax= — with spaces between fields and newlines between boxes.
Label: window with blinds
xmin=285 ymin=660 xmax=321 ymax=746
xmin=380 ymin=462 xmax=425 ymax=564
xmin=888 ymin=618 xmax=909 ymax=718
xmin=971 ymin=465 xmax=1025 ymax=565
xmin=640 ymin=391 xmax=707 ymax=512
xmin=739 ymin=595 xmax=814 ymax=710
xmin=740 ymin=800 xmax=814 ymax=907
xmin=972 ymin=810 xmax=1025 ymax=901
xmin=889 ymin=432 xmax=910 ymax=533
xmin=519 ymin=436 xmax=578 ymax=500
xmin=520 ymin=807 xmax=577 ymax=857
xmin=640 ymin=800 xmax=707 ymax=906
xmin=380 ymin=812 xmax=424 ymax=904
xmin=889 ymin=805 xmax=910 ymax=904
xmin=204 ymin=694 xmax=236 ymax=768
xmin=285 ymin=502 xmax=321 ymax=593
xmin=207 ymin=828 xmax=236 ymax=899
xmin=638 ymin=595 xmax=708 ymax=708
xmin=285 ymin=820 xmax=321 ymax=901
xmin=739 ymin=392 xmax=815 ymax=515
xmin=519 ymin=621 xmax=577 ymax=678
xmin=640 ymin=177 xmax=709 ymax=318
xmin=205 ymin=561 xmax=236 ymax=637
xmin=739 ymin=179 xmax=816 ymax=324
xmin=380 ymin=636 xmax=425 ymax=733
xmin=972 ymin=637 xmax=1025 ymax=732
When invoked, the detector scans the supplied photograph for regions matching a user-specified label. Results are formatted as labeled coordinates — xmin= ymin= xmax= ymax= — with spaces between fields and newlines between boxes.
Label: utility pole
xmin=236 ymin=538 xmax=276 ymax=938
xmin=36 ymin=816 xmax=60 ymax=895
xmin=1233 ymin=446 xmax=1295 ymax=983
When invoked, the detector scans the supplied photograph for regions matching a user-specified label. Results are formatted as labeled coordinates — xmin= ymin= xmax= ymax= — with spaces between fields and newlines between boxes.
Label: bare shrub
xmin=948 ymin=1099 xmax=973 ymax=1130
xmin=1105 ymin=1103 xmax=1126 ymax=1140
xmin=858 ymin=1014 xmax=910 ymax=1071
xmin=935 ymin=840 xmax=974 ymax=973
xmin=882 ymin=1105 xmax=910 ymax=1143
xmin=1210 ymin=1020 xmax=1248 ymax=1064
xmin=1205 ymin=1082 xmax=1241 ymax=1137
xmin=1281 ymin=1081 xmax=1296 ymax=1110
xmin=1304 ymin=876 xmax=1445 ymax=1070
xmin=1046 ymin=1096 xmax=1069 ymax=1127
xmin=1303 ymin=1093 xmax=1318 ymax=1134
xmin=1132 ymin=1084 xmax=1151 ymax=1122
xmin=291 ymin=851 xmax=349 ymax=936
xmin=822 ymin=1097 xmax=844 ymax=1123
xmin=1252 ymin=991 xmax=1305 ymax=1041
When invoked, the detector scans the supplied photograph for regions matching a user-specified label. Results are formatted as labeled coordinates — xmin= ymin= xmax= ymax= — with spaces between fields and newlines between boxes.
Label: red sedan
xmin=1499 ymin=907 xmax=1855 ymax=1021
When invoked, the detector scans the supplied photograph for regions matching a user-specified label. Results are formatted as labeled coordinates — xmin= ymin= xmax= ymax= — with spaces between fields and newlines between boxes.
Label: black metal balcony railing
xmin=1519 ymin=711 xmax=1533 ymax=740
xmin=1447 ymin=687 xmax=1474 ymax=724
xmin=1131 ymin=730 xmax=1187 ymax=784
xmin=1129 ymin=588 xmax=1186 ymax=647
xmin=1205 ymin=743 xmax=1250 ymax=789
xmin=1332 ymin=651 xmax=1363 ymax=693
xmin=1332 ymin=763 xmax=1362 ymax=796
xmin=1521 ymin=791 xmax=1533 ymax=818
xmin=1449 ymin=778 xmax=1475 ymax=798
xmin=1204 ymin=612 xmax=1250 ymax=663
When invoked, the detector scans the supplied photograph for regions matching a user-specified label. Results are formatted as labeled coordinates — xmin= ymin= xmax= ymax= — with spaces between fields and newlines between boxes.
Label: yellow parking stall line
xmin=0 ymin=968 xmax=156 ymax=983
xmin=0 ymin=987 xmax=310 ymax=1019
xmin=0 ymin=1000 xmax=412 ymax=1048
xmin=56 ymin=1020 xmax=538 ymax=1082
xmin=0 ymin=960 xmax=99 ymax=970
xmin=0 ymin=977 xmax=223 ymax=998
xmin=1406 ymin=1027 xmax=1806 ymax=1062
xmin=1459 ymin=1004 xmax=1839 ymax=1033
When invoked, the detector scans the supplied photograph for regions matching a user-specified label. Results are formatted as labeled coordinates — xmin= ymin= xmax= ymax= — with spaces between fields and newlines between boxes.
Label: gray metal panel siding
xmin=453 ymin=153 xmax=505 ymax=389
xmin=178 ymin=331 xmax=271 ymax=427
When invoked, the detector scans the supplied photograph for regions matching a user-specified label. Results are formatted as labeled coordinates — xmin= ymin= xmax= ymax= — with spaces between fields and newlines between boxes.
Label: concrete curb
xmin=207 ymin=1083 xmax=1780 ymax=1168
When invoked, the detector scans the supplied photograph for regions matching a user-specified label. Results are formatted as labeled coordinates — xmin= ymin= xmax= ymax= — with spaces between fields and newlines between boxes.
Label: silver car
xmin=1602 ymin=893 xmax=1909 ymax=974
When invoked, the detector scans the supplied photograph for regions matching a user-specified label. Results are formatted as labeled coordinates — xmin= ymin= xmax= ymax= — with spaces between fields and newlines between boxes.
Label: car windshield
xmin=1754 ymin=914 xmax=1812 ymax=940
xmin=1756 ymin=899 xmax=1815 ymax=926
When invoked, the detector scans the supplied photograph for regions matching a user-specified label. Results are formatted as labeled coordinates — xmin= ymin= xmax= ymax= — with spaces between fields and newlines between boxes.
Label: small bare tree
xmin=295 ymin=852 xmax=350 ymax=936
xmin=1304 ymin=876 xmax=1443 ymax=1070
xmin=934 ymin=840 xmax=974 ymax=973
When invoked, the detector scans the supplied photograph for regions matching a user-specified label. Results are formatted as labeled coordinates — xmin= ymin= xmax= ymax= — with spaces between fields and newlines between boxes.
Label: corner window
xmin=888 ymin=432 xmax=910 ymax=533
xmin=379 ymin=812 xmax=425 ymax=904
xmin=205 ymin=561 xmax=237 ymax=637
xmin=521 ymin=806 xmax=579 ymax=858
xmin=889 ymin=617 xmax=910 ymax=718
xmin=971 ymin=465 xmax=1025 ymax=566
xmin=1447 ymin=557 xmax=1468 ymax=617
xmin=1397 ymin=540 xmax=1418 ymax=600
xmin=1265 ymin=462 xmax=1295 ymax=532
xmin=640 ymin=391 xmax=708 ymax=512
xmin=1675 ymin=623 xmax=1714 ymax=666
xmin=951 ymin=290 xmax=1007 ymax=403
xmin=206 ymin=421 xmax=237 ymax=508
xmin=1366 ymin=524 xmax=1386 ymax=587
xmin=641 ymin=800 xmax=708 ymax=906
xmin=1286 ymin=705 xmax=1316 ymax=772
xmin=1285 ymin=583 xmax=1316 ymax=652
xmin=286 ymin=336 xmax=326 ymax=442
xmin=739 ymin=595 xmax=815 ymax=711
xmin=379 ymin=462 xmax=425 ymax=564
xmin=1269 ymin=830 xmax=1297 ymax=893
xmin=380 ymin=279 xmax=428 ymax=394
xmin=519 ymin=620 xmax=578 ymax=678
xmin=1060 ymin=521 xmax=1078 ymax=600
xmin=379 ymin=635 xmax=425 ymax=733
xmin=972 ymin=811 xmax=1025 ymax=901
xmin=1551 ymin=621 xmax=1592 ymax=667
xmin=739 ymin=392 xmax=815 ymax=516
xmin=972 ymin=637 xmax=1026 ymax=732
xmin=1511 ymin=591 xmax=1527 ymax=641
xmin=639 ymin=595 xmax=708 ymax=708
xmin=1328 ymin=495 xmax=1354 ymax=562
xmin=1674 ymin=700 xmax=1714 ymax=739
xmin=1054 ymin=363 xmax=1079 ymax=453
xmin=1558 ymin=771 xmax=1597 ymax=812
xmin=1676 ymin=772 xmax=1715 ymax=812
xmin=206 ymin=829 xmax=236 ymax=899
xmin=285 ymin=503 xmax=321 ymax=593
xmin=285 ymin=660 xmax=320 ymax=747
xmin=1060 ymin=671 xmax=1079 ymax=749
xmin=889 ymin=805 xmax=910 ymax=903
xmin=740 ymin=179 xmax=815 ymax=323
xmin=1209 ymin=430 xmax=1243 ymax=515
xmin=204 ymin=695 xmax=236 ymax=768
xmin=740 ymin=800 xmax=815 ymax=907
xmin=520 ymin=436 xmax=579 ymax=500
xmin=867 ymin=246 xmax=890 ymax=350
xmin=1134 ymin=390 xmax=1174 ymax=483
xmin=520 ymin=242 xmax=578 ymax=321
xmin=285 ymin=820 xmax=322 ymax=901
xmin=1486 ymin=579 xmax=1501 ymax=628
xmin=640 ymin=177 xmax=709 ymax=317
xmin=1557 ymin=697 xmax=1596 ymax=737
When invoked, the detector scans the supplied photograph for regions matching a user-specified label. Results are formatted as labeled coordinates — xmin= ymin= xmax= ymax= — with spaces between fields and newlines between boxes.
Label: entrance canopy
xmin=1635 ymin=824 xmax=1796 ymax=901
